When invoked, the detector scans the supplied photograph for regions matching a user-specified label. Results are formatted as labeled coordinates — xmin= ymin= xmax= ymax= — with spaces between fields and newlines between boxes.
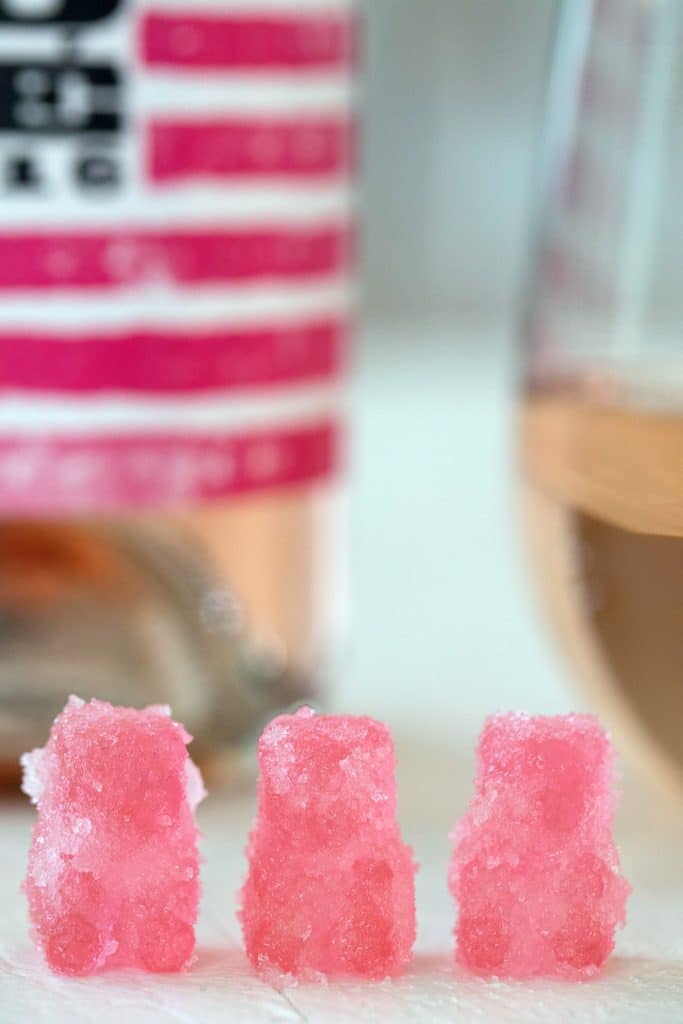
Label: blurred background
xmin=5 ymin=3 xmax=683 ymax=1012
xmin=346 ymin=0 xmax=568 ymax=735
xmin=2 ymin=0 xmax=682 ymax=797
xmin=362 ymin=0 xmax=556 ymax=325
xmin=351 ymin=0 xmax=683 ymax=800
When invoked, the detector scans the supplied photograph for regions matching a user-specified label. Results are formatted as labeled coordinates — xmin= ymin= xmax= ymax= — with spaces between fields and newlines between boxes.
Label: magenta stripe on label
xmin=0 ymin=319 xmax=347 ymax=393
xmin=148 ymin=118 xmax=355 ymax=181
xmin=141 ymin=11 xmax=356 ymax=71
xmin=0 ymin=421 xmax=339 ymax=513
xmin=0 ymin=227 xmax=351 ymax=290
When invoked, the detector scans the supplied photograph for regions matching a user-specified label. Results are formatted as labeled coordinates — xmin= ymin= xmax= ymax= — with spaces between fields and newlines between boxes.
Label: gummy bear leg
xmin=44 ymin=913 xmax=109 ymax=976
xmin=137 ymin=909 xmax=195 ymax=972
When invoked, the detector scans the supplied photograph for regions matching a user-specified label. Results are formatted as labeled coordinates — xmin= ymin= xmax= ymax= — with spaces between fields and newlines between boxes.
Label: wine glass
xmin=520 ymin=0 xmax=683 ymax=794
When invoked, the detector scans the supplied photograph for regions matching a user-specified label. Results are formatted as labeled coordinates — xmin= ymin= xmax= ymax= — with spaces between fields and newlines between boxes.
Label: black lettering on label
xmin=0 ymin=1 xmax=128 ymax=199
xmin=0 ymin=63 xmax=121 ymax=135
xmin=5 ymin=152 xmax=42 ymax=188
xmin=75 ymin=150 xmax=119 ymax=188
xmin=0 ymin=0 xmax=123 ymax=26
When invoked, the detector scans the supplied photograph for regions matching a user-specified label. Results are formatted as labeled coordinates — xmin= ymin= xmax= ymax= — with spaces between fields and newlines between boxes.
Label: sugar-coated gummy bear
xmin=240 ymin=707 xmax=417 ymax=981
xmin=449 ymin=712 xmax=630 ymax=978
xmin=22 ymin=696 xmax=205 ymax=976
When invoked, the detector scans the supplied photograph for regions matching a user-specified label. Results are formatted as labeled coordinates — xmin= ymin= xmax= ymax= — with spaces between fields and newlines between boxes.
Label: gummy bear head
xmin=477 ymin=712 xmax=614 ymax=835
xmin=257 ymin=709 xmax=398 ymax=846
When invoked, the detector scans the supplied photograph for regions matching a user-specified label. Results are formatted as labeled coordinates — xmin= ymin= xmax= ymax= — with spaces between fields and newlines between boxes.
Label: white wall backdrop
xmin=360 ymin=0 xmax=559 ymax=325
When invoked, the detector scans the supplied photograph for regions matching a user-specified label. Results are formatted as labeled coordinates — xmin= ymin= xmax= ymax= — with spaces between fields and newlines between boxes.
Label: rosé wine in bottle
xmin=0 ymin=0 xmax=356 ymax=784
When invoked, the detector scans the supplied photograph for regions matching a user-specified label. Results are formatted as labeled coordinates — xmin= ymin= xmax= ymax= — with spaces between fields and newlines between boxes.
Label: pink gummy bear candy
xmin=449 ymin=712 xmax=630 ymax=979
xmin=22 ymin=696 xmax=205 ymax=976
xmin=240 ymin=707 xmax=417 ymax=981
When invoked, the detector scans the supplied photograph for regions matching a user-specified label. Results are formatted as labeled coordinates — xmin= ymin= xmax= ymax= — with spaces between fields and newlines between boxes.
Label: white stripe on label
xmin=0 ymin=169 xmax=354 ymax=229
xmin=134 ymin=75 xmax=355 ymax=116
xmin=0 ymin=383 xmax=344 ymax=435
xmin=0 ymin=278 xmax=354 ymax=329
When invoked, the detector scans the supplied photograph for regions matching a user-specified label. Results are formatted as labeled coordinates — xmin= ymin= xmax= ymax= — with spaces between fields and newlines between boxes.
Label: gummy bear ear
xmin=20 ymin=747 xmax=46 ymax=805
xmin=477 ymin=712 xmax=529 ymax=772
xmin=294 ymin=706 xmax=316 ymax=719
xmin=145 ymin=704 xmax=172 ymax=717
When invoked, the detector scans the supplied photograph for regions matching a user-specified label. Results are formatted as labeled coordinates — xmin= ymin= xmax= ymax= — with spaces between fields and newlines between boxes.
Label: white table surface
xmin=2 ymin=323 xmax=683 ymax=1022
xmin=3 ymin=737 xmax=683 ymax=1024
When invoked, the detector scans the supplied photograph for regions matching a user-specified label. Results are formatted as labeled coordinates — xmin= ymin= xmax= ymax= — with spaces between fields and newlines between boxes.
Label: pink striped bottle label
xmin=0 ymin=1 xmax=355 ymax=512
xmin=141 ymin=10 xmax=357 ymax=71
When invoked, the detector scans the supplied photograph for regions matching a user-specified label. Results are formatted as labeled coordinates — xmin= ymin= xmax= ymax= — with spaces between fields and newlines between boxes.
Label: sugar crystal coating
xmin=23 ymin=696 xmax=205 ymax=976
xmin=449 ymin=712 xmax=630 ymax=978
xmin=240 ymin=707 xmax=417 ymax=980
